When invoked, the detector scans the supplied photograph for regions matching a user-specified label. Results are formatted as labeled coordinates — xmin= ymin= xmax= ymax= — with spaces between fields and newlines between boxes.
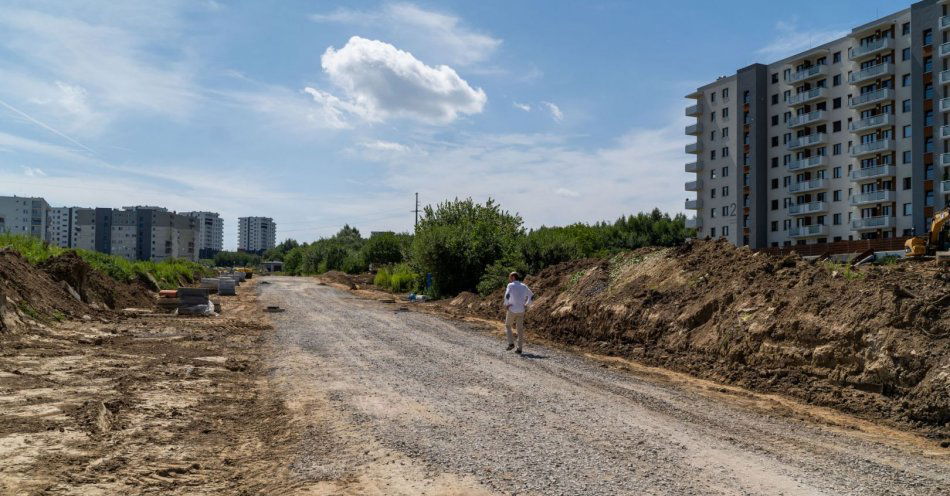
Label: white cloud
xmin=756 ymin=20 xmax=849 ymax=61
xmin=361 ymin=140 xmax=409 ymax=152
xmin=311 ymin=3 xmax=501 ymax=67
xmin=309 ymin=36 xmax=487 ymax=125
xmin=554 ymin=187 xmax=579 ymax=198
xmin=22 ymin=166 xmax=46 ymax=177
xmin=541 ymin=101 xmax=563 ymax=122
xmin=513 ymin=102 xmax=531 ymax=112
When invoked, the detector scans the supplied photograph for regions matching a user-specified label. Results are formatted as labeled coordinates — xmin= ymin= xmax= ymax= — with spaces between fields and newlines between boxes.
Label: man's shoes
xmin=506 ymin=344 xmax=514 ymax=351
xmin=515 ymin=348 xmax=522 ymax=355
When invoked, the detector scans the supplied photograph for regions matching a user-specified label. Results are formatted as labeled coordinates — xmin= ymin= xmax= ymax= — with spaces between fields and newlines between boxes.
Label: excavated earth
xmin=437 ymin=239 xmax=950 ymax=439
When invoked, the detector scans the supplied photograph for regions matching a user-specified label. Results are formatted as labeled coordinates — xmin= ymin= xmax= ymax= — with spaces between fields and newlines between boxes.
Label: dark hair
xmin=509 ymin=271 xmax=521 ymax=281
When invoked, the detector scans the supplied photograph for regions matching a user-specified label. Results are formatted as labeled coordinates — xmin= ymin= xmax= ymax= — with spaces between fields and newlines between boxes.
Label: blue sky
xmin=0 ymin=0 xmax=909 ymax=248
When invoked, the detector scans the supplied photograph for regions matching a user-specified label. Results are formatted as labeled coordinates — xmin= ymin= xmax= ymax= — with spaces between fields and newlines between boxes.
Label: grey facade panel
xmin=736 ymin=64 xmax=770 ymax=248
xmin=911 ymin=0 xmax=939 ymax=235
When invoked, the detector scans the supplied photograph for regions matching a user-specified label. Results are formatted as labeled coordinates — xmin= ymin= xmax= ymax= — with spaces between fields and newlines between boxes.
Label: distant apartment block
xmin=684 ymin=0 xmax=948 ymax=249
xmin=74 ymin=206 xmax=199 ymax=262
xmin=238 ymin=216 xmax=276 ymax=253
xmin=48 ymin=207 xmax=89 ymax=248
xmin=0 ymin=196 xmax=49 ymax=239
xmin=182 ymin=211 xmax=224 ymax=258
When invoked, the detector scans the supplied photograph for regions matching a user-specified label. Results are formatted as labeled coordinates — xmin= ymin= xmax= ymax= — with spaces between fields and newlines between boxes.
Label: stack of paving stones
xmin=177 ymin=287 xmax=212 ymax=315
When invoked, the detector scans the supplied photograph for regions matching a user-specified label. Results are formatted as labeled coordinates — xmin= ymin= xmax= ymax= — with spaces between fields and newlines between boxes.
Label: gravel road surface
xmin=259 ymin=276 xmax=949 ymax=495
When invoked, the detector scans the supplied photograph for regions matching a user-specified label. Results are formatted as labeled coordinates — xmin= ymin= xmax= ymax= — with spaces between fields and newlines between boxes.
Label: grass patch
xmin=17 ymin=302 xmax=41 ymax=321
xmin=373 ymin=263 xmax=420 ymax=293
xmin=822 ymin=261 xmax=865 ymax=280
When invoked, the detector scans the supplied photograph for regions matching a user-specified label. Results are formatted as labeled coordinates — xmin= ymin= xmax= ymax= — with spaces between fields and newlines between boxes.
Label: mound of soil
xmin=0 ymin=248 xmax=88 ymax=326
xmin=39 ymin=252 xmax=154 ymax=310
xmin=440 ymin=240 xmax=950 ymax=437
xmin=320 ymin=270 xmax=373 ymax=289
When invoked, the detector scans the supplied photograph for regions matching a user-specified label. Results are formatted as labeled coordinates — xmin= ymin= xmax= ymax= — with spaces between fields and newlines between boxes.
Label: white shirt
xmin=504 ymin=281 xmax=534 ymax=313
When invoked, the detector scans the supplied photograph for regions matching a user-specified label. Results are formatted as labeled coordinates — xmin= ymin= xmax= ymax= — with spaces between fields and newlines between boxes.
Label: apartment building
xmin=0 ymin=196 xmax=49 ymax=239
xmin=47 ymin=207 xmax=89 ymax=248
xmin=238 ymin=216 xmax=276 ymax=253
xmin=74 ymin=206 xmax=198 ymax=261
xmin=684 ymin=0 xmax=948 ymax=249
xmin=182 ymin=211 xmax=224 ymax=258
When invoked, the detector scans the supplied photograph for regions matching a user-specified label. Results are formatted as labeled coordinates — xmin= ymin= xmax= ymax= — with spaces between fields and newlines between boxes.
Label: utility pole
xmin=413 ymin=192 xmax=420 ymax=229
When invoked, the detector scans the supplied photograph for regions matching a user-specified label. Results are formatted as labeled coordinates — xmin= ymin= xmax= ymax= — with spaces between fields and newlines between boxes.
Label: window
xmin=817 ymin=215 xmax=826 ymax=226
xmin=926 ymin=190 xmax=934 ymax=207
xmin=771 ymin=115 xmax=779 ymax=126
xmin=711 ymin=111 xmax=716 ymax=122
xmin=721 ymin=147 xmax=729 ymax=157
xmin=903 ymin=150 xmax=912 ymax=163
xmin=771 ymin=221 xmax=778 ymax=232
xmin=783 ymin=68 xmax=791 ymax=81
xmin=722 ymin=127 xmax=729 ymax=138
xmin=721 ymin=205 xmax=729 ymax=216
xmin=771 ymin=94 xmax=778 ymax=105
xmin=710 ymin=168 xmax=718 ymax=179
xmin=710 ymin=130 xmax=716 ymax=141
xmin=771 ymin=157 xmax=779 ymax=168
xmin=925 ymin=110 xmax=934 ymax=127
xmin=833 ymin=51 xmax=841 ymax=63
xmin=833 ymin=121 xmax=841 ymax=133
xmin=783 ymin=219 xmax=791 ymax=231
xmin=903 ymin=99 xmax=911 ymax=112
xmin=710 ymin=188 xmax=717 ymax=199
xmin=923 ymin=28 xmax=932 ymax=46
xmin=926 ymin=137 xmax=933 ymax=153
xmin=722 ymin=226 xmax=729 ymax=237
xmin=925 ymin=83 xmax=933 ymax=99
xmin=903 ymin=177 xmax=912 ymax=190
xmin=833 ymin=213 xmax=841 ymax=225
xmin=833 ymin=143 xmax=842 ymax=155
xmin=771 ymin=199 xmax=778 ymax=210
xmin=771 ymin=136 xmax=778 ymax=147
xmin=771 ymin=178 xmax=779 ymax=189
xmin=783 ymin=90 xmax=791 ymax=102
xmin=903 ymin=47 xmax=911 ymax=61
xmin=722 ymin=186 xmax=729 ymax=197
xmin=722 ymin=166 xmax=729 ymax=177
xmin=710 ymin=208 xmax=717 ymax=218
xmin=833 ymin=190 xmax=842 ymax=201
xmin=833 ymin=166 xmax=841 ymax=178
xmin=722 ymin=88 xmax=729 ymax=99
xmin=832 ymin=74 xmax=841 ymax=86
xmin=904 ymin=203 xmax=912 ymax=216
xmin=902 ymin=22 xmax=910 ymax=35
xmin=925 ymin=56 xmax=933 ymax=73
xmin=710 ymin=227 xmax=716 ymax=237
xmin=710 ymin=150 xmax=716 ymax=160
xmin=783 ymin=176 xmax=791 ymax=187
xmin=711 ymin=92 xmax=716 ymax=102
xmin=903 ymin=125 xmax=912 ymax=138
xmin=833 ymin=97 xmax=841 ymax=109
xmin=722 ymin=107 xmax=729 ymax=118
xmin=902 ymin=74 xmax=911 ymax=87
xmin=771 ymin=73 xmax=778 ymax=84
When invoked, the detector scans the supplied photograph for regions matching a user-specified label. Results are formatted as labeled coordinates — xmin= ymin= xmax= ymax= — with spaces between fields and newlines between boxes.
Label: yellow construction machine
xmin=905 ymin=207 xmax=950 ymax=257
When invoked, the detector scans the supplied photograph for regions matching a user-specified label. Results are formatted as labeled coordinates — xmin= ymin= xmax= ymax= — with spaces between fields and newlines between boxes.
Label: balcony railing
xmin=685 ymin=122 xmax=702 ymax=135
xmin=849 ymin=38 xmax=893 ymax=61
xmin=685 ymin=217 xmax=701 ymax=229
xmin=685 ymin=199 xmax=701 ymax=210
xmin=789 ymin=224 xmax=827 ymax=238
xmin=685 ymin=161 xmax=701 ymax=173
xmin=940 ymin=41 xmax=950 ymax=58
xmin=941 ymin=126 xmax=950 ymax=140
xmin=787 ymin=87 xmax=826 ymax=106
xmin=942 ymin=153 xmax=950 ymax=167
xmin=685 ymin=180 xmax=701 ymax=191
xmin=850 ymin=190 xmax=895 ymax=206
xmin=787 ymin=178 xmax=828 ymax=193
xmin=685 ymin=103 xmax=702 ymax=117
xmin=850 ymin=165 xmax=896 ymax=182
xmin=849 ymin=88 xmax=894 ymax=109
xmin=787 ymin=110 xmax=826 ymax=129
xmin=942 ymin=15 xmax=950 ymax=30
xmin=850 ymin=139 xmax=894 ymax=157
xmin=942 ymin=180 xmax=950 ymax=194
xmin=787 ymin=133 xmax=826 ymax=150
xmin=850 ymin=114 xmax=894 ymax=133
xmin=787 ymin=155 xmax=827 ymax=172
xmin=851 ymin=216 xmax=894 ymax=230
xmin=940 ymin=97 xmax=950 ymax=113
xmin=685 ymin=142 xmax=701 ymax=154
xmin=940 ymin=69 xmax=950 ymax=86
xmin=788 ymin=65 xmax=828 ymax=84
xmin=788 ymin=201 xmax=828 ymax=216
xmin=849 ymin=63 xmax=893 ymax=84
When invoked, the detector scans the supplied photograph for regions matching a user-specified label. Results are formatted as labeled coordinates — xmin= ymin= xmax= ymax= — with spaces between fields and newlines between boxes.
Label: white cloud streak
xmin=513 ymin=102 xmax=531 ymax=112
xmin=541 ymin=101 xmax=563 ymax=122
xmin=756 ymin=20 xmax=849 ymax=61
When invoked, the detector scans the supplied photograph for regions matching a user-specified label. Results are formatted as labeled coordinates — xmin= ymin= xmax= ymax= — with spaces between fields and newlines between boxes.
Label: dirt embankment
xmin=438 ymin=240 xmax=950 ymax=438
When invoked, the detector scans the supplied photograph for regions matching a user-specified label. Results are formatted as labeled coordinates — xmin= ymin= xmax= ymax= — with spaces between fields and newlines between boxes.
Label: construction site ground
xmin=2 ymin=267 xmax=949 ymax=493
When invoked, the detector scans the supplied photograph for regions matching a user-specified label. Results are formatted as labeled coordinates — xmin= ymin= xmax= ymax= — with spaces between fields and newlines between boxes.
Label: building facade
xmin=684 ymin=0 xmax=949 ymax=248
xmin=74 ymin=206 xmax=199 ymax=261
xmin=238 ymin=216 xmax=276 ymax=253
xmin=182 ymin=211 xmax=224 ymax=259
xmin=47 ymin=207 xmax=88 ymax=248
xmin=0 ymin=196 xmax=49 ymax=239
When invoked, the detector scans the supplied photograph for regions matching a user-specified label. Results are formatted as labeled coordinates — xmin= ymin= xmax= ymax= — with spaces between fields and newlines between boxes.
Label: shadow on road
xmin=519 ymin=352 xmax=547 ymax=360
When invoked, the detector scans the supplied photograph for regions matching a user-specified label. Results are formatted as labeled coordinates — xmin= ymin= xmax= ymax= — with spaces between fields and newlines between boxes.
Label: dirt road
xmin=260 ymin=277 xmax=950 ymax=495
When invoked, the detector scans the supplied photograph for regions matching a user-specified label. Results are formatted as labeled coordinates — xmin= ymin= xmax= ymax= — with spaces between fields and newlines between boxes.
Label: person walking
xmin=503 ymin=271 xmax=534 ymax=354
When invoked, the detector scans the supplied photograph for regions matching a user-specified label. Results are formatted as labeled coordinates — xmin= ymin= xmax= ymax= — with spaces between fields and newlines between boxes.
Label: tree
xmin=360 ymin=232 xmax=404 ymax=267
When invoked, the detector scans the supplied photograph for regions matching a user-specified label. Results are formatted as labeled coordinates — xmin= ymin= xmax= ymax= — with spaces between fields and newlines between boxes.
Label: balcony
xmin=685 ymin=103 xmax=702 ymax=117
xmin=849 ymin=38 xmax=893 ymax=61
xmin=787 ymin=133 xmax=826 ymax=150
xmin=850 ymin=190 xmax=895 ymax=206
xmin=851 ymin=216 xmax=895 ymax=231
xmin=942 ymin=180 xmax=950 ymax=194
xmin=850 ymin=165 xmax=896 ymax=182
xmin=685 ymin=122 xmax=702 ymax=135
xmin=942 ymin=153 xmax=950 ymax=167
xmin=850 ymin=139 xmax=894 ymax=157
xmin=685 ymin=217 xmax=701 ymax=229
xmin=685 ymin=180 xmax=702 ymax=191
xmin=685 ymin=199 xmax=702 ymax=210
xmin=788 ymin=65 xmax=828 ymax=84
xmin=941 ymin=125 xmax=950 ymax=140
xmin=787 ymin=110 xmax=826 ymax=129
xmin=685 ymin=142 xmax=701 ymax=154
xmin=685 ymin=161 xmax=702 ymax=173
xmin=850 ymin=114 xmax=894 ymax=133
xmin=787 ymin=87 xmax=826 ymax=107
xmin=849 ymin=88 xmax=894 ymax=109
xmin=787 ymin=155 xmax=827 ymax=172
xmin=940 ymin=97 xmax=950 ymax=113
xmin=943 ymin=15 xmax=950 ymax=30
xmin=849 ymin=63 xmax=893 ymax=85
xmin=789 ymin=224 xmax=828 ymax=238
xmin=787 ymin=178 xmax=828 ymax=193
xmin=940 ymin=41 xmax=950 ymax=58
xmin=788 ymin=201 xmax=828 ymax=216
xmin=940 ymin=70 xmax=950 ymax=86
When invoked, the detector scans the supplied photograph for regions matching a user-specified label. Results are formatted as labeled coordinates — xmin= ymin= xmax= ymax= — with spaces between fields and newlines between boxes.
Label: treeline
xmin=263 ymin=198 xmax=691 ymax=297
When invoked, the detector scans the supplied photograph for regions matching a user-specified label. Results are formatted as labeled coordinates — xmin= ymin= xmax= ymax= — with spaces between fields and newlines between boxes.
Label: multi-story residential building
xmin=182 ymin=211 xmax=224 ymax=259
xmin=0 ymin=196 xmax=49 ymax=239
xmin=47 ymin=207 xmax=89 ymax=248
xmin=238 ymin=216 xmax=276 ymax=253
xmin=74 ymin=206 xmax=198 ymax=261
xmin=684 ymin=0 xmax=948 ymax=249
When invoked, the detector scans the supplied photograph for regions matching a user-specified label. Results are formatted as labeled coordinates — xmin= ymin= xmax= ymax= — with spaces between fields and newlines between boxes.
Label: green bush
xmin=360 ymin=233 xmax=404 ymax=267
xmin=374 ymin=266 xmax=392 ymax=287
